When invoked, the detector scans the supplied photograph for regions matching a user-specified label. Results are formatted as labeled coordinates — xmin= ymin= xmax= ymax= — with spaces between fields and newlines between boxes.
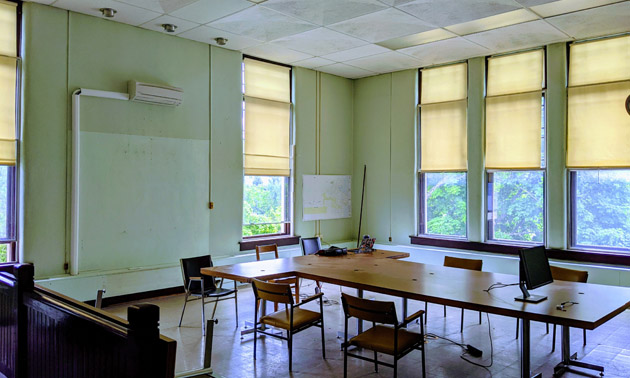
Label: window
xmin=0 ymin=0 xmax=18 ymax=262
xmin=418 ymin=63 xmax=468 ymax=238
xmin=567 ymin=35 xmax=630 ymax=251
xmin=485 ymin=49 xmax=546 ymax=244
xmin=242 ymin=58 xmax=293 ymax=238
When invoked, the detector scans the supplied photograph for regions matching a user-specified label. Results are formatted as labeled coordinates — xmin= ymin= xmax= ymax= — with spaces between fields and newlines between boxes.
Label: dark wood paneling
xmin=239 ymin=235 xmax=300 ymax=251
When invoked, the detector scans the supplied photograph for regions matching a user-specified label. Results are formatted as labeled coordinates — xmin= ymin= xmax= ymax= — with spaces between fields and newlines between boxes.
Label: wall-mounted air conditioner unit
xmin=128 ymin=80 xmax=183 ymax=106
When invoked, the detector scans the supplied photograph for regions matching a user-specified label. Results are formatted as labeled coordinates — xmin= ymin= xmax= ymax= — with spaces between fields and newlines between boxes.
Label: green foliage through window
xmin=424 ymin=172 xmax=467 ymax=237
xmin=243 ymin=176 xmax=288 ymax=236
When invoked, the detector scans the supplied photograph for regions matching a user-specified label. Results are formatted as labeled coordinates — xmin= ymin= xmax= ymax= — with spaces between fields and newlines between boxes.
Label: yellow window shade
xmin=244 ymin=97 xmax=291 ymax=176
xmin=487 ymin=49 xmax=544 ymax=96
xmin=569 ymin=35 xmax=630 ymax=87
xmin=421 ymin=63 xmax=467 ymax=104
xmin=0 ymin=1 xmax=17 ymax=58
xmin=244 ymin=58 xmax=291 ymax=103
xmin=567 ymin=81 xmax=630 ymax=168
xmin=486 ymin=91 xmax=542 ymax=169
xmin=420 ymin=100 xmax=467 ymax=172
xmin=0 ymin=56 xmax=16 ymax=166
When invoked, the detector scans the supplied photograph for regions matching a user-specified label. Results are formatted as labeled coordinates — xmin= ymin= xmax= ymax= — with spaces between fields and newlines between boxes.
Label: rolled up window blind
xmin=486 ymin=49 xmax=544 ymax=169
xmin=243 ymin=58 xmax=291 ymax=176
xmin=567 ymin=35 xmax=630 ymax=168
xmin=0 ymin=0 xmax=17 ymax=166
xmin=420 ymin=62 xmax=467 ymax=172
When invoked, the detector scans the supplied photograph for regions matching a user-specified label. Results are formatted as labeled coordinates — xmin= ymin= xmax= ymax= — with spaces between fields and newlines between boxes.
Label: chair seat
xmin=260 ymin=308 xmax=321 ymax=330
xmin=349 ymin=325 xmax=423 ymax=355
xmin=191 ymin=287 xmax=236 ymax=297
xmin=271 ymin=276 xmax=299 ymax=285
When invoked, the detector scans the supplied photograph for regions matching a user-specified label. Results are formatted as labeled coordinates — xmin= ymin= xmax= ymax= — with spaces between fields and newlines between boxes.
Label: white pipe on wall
xmin=70 ymin=89 xmax=129 ymax=276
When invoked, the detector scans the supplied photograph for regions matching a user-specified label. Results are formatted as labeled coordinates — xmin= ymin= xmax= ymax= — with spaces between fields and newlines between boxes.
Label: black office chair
xmin=178 ymin=255 xmax=238 ymax=335
xmin=301 ymin=237 xmax=323 ymax=293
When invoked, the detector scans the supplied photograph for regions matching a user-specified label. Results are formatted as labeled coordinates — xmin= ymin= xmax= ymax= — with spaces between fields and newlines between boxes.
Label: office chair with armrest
xmin=256 ymin=244 xmax=300 ymax=310
xmin=515 ymin=265 xmax=589 ymax=350
xmin=341 ymin=293 xmax=426 ymax=378
xmin=301 ymin=237 xmax=323 ymax=293
xmin=178 ymin=255 xmax=238 ymax=335
xmin=251 ymin=279 xmax=325 ymax=371
xmin=424 ymin=256 xmax=483 ymax=332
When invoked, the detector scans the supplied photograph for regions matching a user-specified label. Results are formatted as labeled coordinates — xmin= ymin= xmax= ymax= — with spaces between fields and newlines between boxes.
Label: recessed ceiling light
xmin=445 ymin=9 xmax=538 ymax=36
xmin=377 ymin=29 xmax=456 ymax=50
xmin=162 ymin=24 xmax=178 ymax=33
xmin=99 ymin=8 xmax=117 ymax=18
xmin=214 ymin=37 xmax=228 ymax=46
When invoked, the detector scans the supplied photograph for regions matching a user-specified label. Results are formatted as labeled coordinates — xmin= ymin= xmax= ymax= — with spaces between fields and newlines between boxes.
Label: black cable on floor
xmin=460 ymin=312 xmax=494 ymax=371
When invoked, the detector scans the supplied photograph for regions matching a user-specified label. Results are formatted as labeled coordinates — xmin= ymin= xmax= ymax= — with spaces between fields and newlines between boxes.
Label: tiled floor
xmin=106 ymin=281 xmax=630 ymax=377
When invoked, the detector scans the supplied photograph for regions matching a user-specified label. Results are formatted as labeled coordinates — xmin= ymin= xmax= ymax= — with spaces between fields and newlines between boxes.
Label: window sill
xmin=409 ymin=236 xmax=630 ymax=266
xmin=239 ymin=235 xmax=301 ymax=252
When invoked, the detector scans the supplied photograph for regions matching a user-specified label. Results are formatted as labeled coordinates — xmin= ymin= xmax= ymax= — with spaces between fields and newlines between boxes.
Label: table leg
xmin=357 ymin=289 xmax=364 ymax=334
xmin=553 ymin=325 xmax=603 ymax=377
xmin=402 ymin=298 xmax=408 ymax=328
xmin=520 ymin=318 xmax=542 ymax=378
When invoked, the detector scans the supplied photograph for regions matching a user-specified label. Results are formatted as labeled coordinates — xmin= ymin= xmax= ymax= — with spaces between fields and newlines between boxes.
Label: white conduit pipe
xmin=70 ymin=89 xmax=129 ymax=275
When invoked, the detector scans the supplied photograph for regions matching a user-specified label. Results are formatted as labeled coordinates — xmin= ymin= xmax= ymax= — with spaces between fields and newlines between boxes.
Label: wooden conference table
xmin=202 ymin=250 xmax=630 ymax=378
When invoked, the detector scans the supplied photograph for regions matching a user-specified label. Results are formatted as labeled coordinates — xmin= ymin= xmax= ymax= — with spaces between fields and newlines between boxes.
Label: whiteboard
xmin=302 ymin=175 xmax=352 ymax=221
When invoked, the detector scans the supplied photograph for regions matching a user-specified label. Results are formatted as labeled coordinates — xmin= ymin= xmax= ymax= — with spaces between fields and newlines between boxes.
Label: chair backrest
xmin=550 ymin=266 xmax=588 ymax=283
xmin=251 ymin=279 xmax=294 ymax=305
xmin=301 ymin=237 xmax=322 ymax=256
xmin=444 ymin=256 xmax=483 ymax=271
xmin=180 ymin=255 xmax=215 ymax=293
xmin=341 ymin=293 xmax=398 ymax=325
xmin=255 ymin=244 xmax=279 ymax=261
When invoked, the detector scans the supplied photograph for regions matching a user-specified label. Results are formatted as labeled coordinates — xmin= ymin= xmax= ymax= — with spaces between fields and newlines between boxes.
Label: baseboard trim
xmin=84 ymin=285 xmax=185 ymax=308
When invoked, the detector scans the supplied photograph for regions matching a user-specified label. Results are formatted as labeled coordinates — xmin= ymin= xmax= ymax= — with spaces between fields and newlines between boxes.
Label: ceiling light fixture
xmin=99 ymin=8 xmax=117 ymax=18
xmin=214 ymin=37 xmax=228 ymax=46
xmin=162 ymin=24 xmax=178 ymax=33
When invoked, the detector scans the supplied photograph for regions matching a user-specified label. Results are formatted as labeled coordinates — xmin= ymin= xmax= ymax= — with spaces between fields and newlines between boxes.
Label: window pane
xmin=490 ymin=171 xmax=544 ymax=243
xmin=424 ymin=172 xmax=466 ymax=237
xmin=0 ymin=165 xmax=8 ymax=239
xmin=243 ymin=176 xmax=288 ymax=236
xmin=0 ymin=244 xmax=6 ymax=263
xmin=574 ymin=170 xmax=630 ymax=249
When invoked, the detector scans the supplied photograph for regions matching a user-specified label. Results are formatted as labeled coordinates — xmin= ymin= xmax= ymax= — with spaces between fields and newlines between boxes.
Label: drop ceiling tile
xmin=316 ymin=63 xmax=376 ymax=79
xmin=398 ymin=37 xmax=490 ymax=66
xmin=242 ymin=43 xmax=312 ymax=64
xmin=271 ymin=28 xmax=368 ymax=56
xmin=140 ymin=14 xmax=199 ymax=35
xmin=261 ymin=0 xmax=387 ymax=26
xmin=546 ymin=2 xmax=630 ymax=39
xmin=293 ymin=57 xmax=336 ymax=69
xmin=321 ymin=44 xmax=390 ymax=62
xmin=328 ymin=7 xmax=435 ymax=43
xmin=530 ymin=0 xmax=625 ymax=18
xmin=115 ymin=0 xmax=196 ymax=13
xmin=346 ymin=51 xmax=423 ymax=73
xmin=446 ymin=9 xmax=539 ymax=35
xmin=179 ymin=25 xmax=262 ymax=49
xmin=465 ymin=20 xmax=570 ymax=53
xmin=398 ymin=0 xmax=523 ymax=27
xmin=169 ymin=0 xmax=253 ymax=24
xmin=54 ymin=0 xmax=162 ymax=26
xmin=208 ymin=6 xmax=317 ymax=42
xmin=377 ymin=29 xmax=456 ymax=50
xmin=379 ymin=0 xmax=415 ymax=5
xmin=515 ymin=0 xmax=556 ymax=6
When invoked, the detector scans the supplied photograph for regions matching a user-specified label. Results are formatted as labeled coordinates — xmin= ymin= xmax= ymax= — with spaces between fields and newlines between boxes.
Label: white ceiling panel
xmin=271 ymin=28 xmax=367 ymax=56
xmin=115 ymin=0 xmax=197 ymax=13
xmin=377 ymin=29 xmax=456 ymax=50
xmin=321 ymin=44 xmax=390 ymax=62
xmin=54 ymin=0 xmax=162 ymax=26
xmin=346 ymin=51 xmax=422 ymax=73
xmin=398 ymin=37 xmax=490 ymax=66
xmin=529 ymin=0 xmax=625 ymax=18
xmin=242 ymin=43 xmax=313 ymax=64
xmin=292 ymin=57 xmax=336 ymax=69
xmin=329 ymin=7 xmax=435 ymax=43
xmin=465 ymin=20 xmax=570 ymax=53
xmin=515 ymin=0 xmax=556 ymax=6
xmin=398 ymin=0 xmax=522 ymax=27
xmin=208 ymin=6 xmax=317 ymax=42
xmin=261 ymin=0 xmax=387 ymax=26
xmin=546 ymin=2 xmax=630 ymax=39
xmin=179 ymin=25 xmax=261 ymax=49
xmin=316 ymin=63 xmax=375 ymax=79
xmin=378 ymin=0 xmax=415 ymax=5
xmin=445 ymin=9 xmax=539 ymax=36
xmin=169 ymin=0 xmax=253 ymax=24
xmin=140 ymin=14 xmax=199 ymax=34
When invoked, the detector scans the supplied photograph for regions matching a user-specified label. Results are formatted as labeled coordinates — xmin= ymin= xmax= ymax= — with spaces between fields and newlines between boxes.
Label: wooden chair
xmin=425 ymin=256 xmax=483 ymax=332
xmin=341 ymin=293 xmax=426 ymax=378
xmin=515 ymin=265 xmax=589 ymax=351
xmin=178 ymin=255 xmax=238 ymax=335
xmin=251 ymin=279 xmax=325 ymax=371
xmin=256 ymin=244 xmax=300 ymax=310
xmin=301 ymin=237 xmax=323 ymax=293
